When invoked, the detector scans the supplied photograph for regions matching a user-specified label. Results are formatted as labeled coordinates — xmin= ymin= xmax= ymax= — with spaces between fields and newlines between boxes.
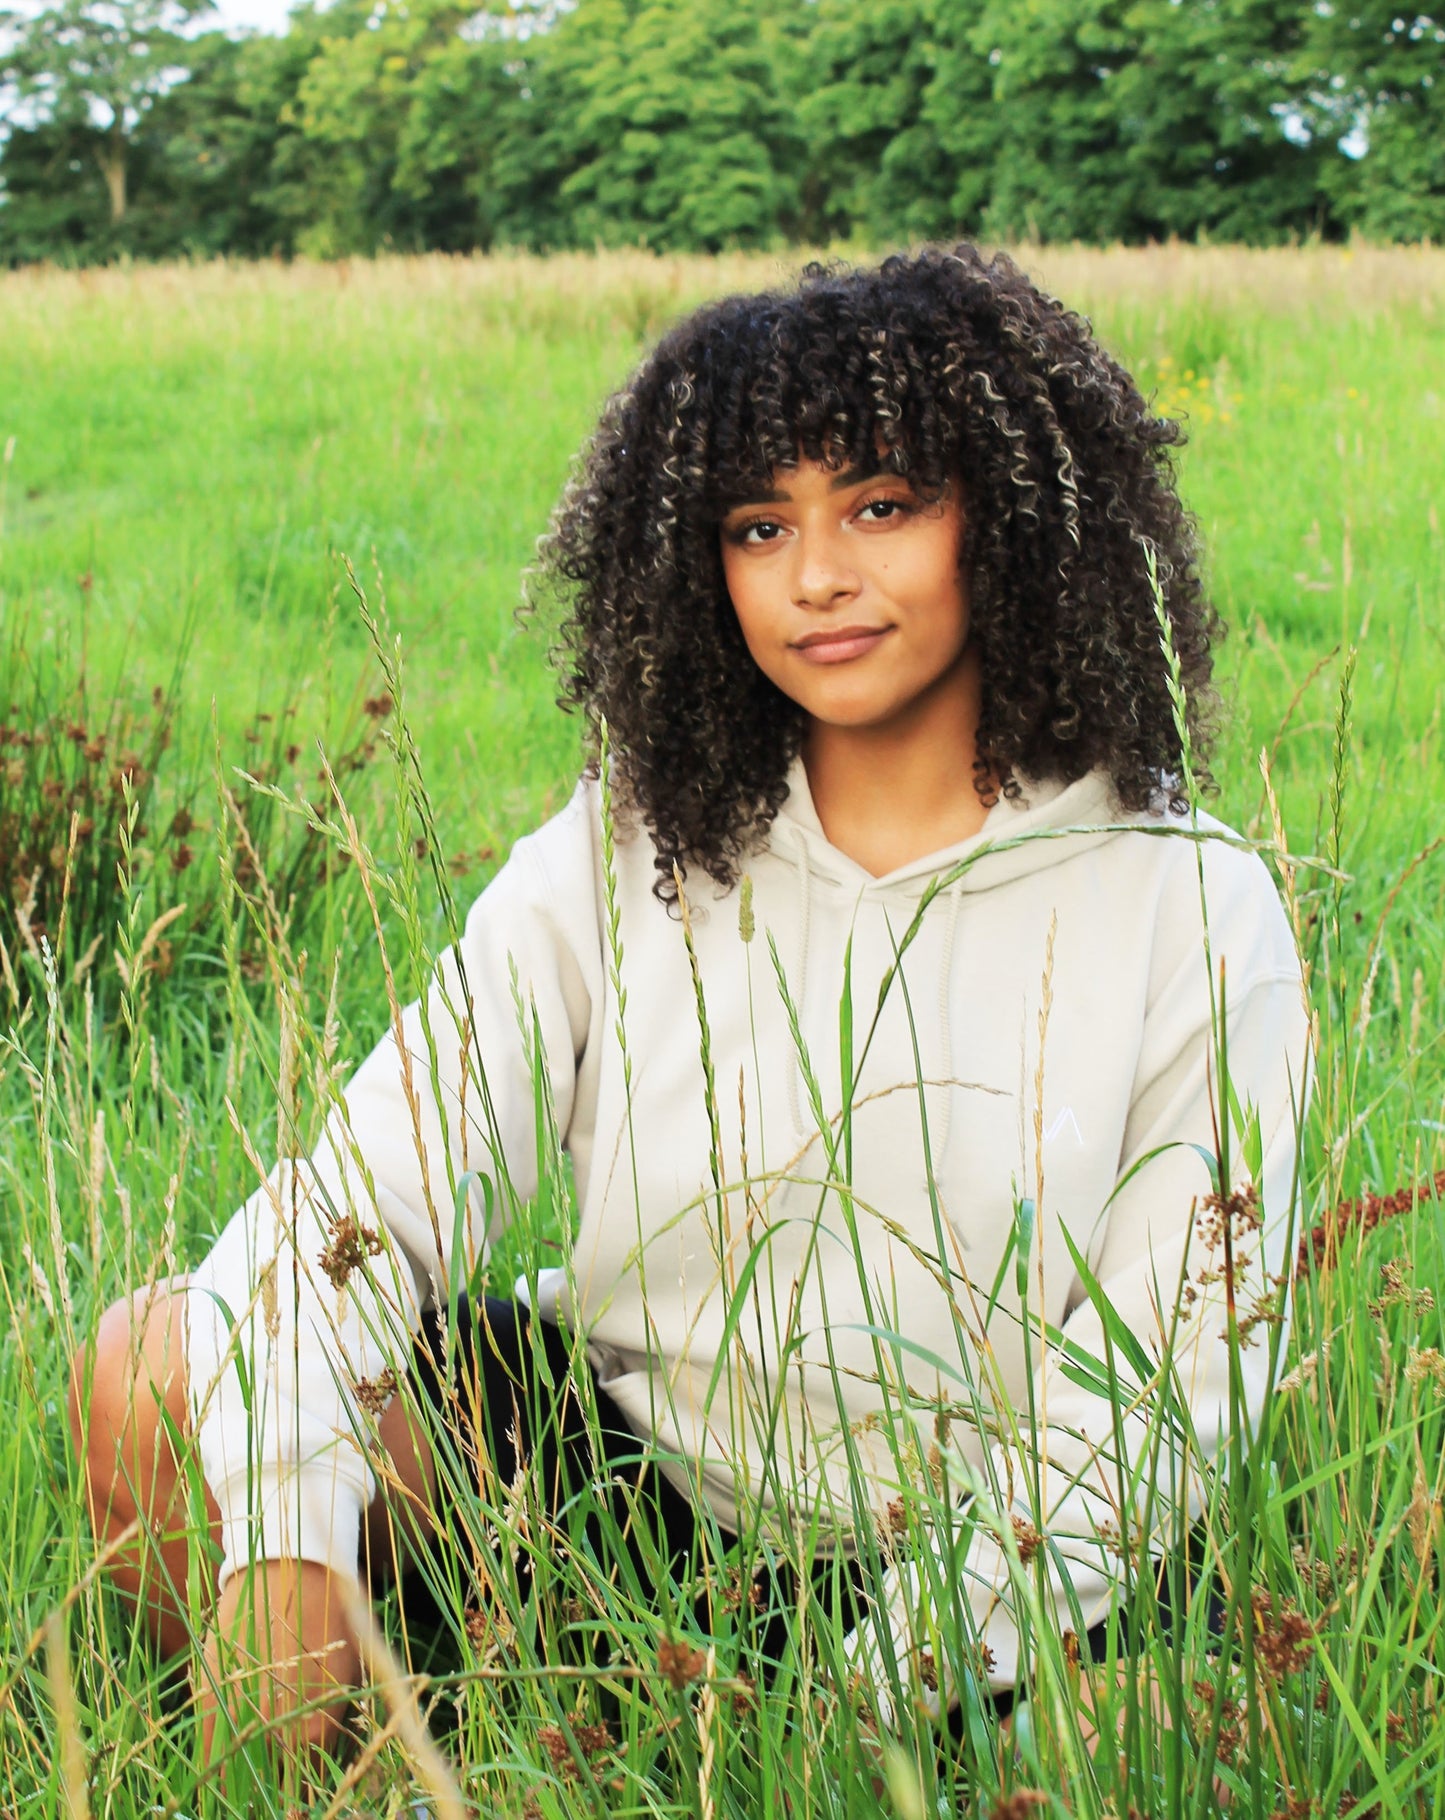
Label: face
xmin=718 ymin=460 xmax=972 ymax=738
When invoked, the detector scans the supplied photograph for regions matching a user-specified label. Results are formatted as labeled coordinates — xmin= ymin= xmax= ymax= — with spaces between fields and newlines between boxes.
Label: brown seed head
xmin=1011 ymin=1514 xmax=1044 ymax=1565
xmin=537 ymin=1725 xmax=571 ymax=1769
xmin=352 ymin=1366 xmax=398 ymax=1415
xmin=1250 ymin=1589 xmax=1317 ymax=1680
xmin=657 ymin=1637 xmax=707 ymax=1690
xmin=989 ymin=1794 xmax=1049 ymax=1820
xmin=317 ymin=1216 xmax=384 ymax=1289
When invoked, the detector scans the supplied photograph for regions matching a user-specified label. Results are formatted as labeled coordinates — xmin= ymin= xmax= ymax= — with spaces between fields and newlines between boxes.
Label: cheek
xmin=732 ymin=611 xmax=776 ymax=681
xmin=727 ymin=591 xmax=793 ymax=697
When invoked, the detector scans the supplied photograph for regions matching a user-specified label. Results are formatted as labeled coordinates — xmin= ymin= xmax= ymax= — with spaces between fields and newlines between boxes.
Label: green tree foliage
xmin=1100 ymin=0 xmax=1334 ymax=241
xmin=285 ymin=0 xmax=524 ymax=254
xmin=1 ymin=0 xmax=1441 ymax=261
xmin=1299 ymin=2 xmax=1445 ymax=239
xmin=0 ymin=117 xmax=111 ymax=257
xmin=928 ymin=0 xmax=1330 ymax=243
xmin=0 ymin=18 xmax=316 ymax=258
xmin=147 ymin=23 xmax=326 ymax=254
xmin=0 ymin=0 xmax=209 ymax=222
xmin=520 ymin=0 xmax=807 ymax=251
xmin=797 ymin=0 xmax=976 ymax=243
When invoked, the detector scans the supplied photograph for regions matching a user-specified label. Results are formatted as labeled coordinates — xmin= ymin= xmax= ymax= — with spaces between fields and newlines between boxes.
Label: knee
xmin=70 ymin=1283 xmax=186 ymax=1517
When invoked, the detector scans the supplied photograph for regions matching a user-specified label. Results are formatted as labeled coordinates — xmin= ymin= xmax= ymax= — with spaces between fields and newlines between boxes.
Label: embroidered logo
xmin=1041 ymin=1107 xmax=1084 ymax=1148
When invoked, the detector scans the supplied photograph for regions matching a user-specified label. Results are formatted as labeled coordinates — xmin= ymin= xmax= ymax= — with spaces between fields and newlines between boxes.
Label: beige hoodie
xmin=186 ymin=761 xmax=1310 ymax=1695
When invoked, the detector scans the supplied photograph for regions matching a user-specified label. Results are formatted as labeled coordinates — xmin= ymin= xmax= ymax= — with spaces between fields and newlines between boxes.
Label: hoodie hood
xmin=761 ymin=759 xmax=1136 ymax=1161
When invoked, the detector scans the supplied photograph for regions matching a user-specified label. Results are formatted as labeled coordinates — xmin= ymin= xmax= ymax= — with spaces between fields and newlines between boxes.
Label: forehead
xmin=719 ymin=458 xmax=909 ymax=506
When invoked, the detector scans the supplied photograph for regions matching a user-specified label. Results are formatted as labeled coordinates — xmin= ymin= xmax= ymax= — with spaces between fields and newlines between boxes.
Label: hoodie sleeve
xmin=184 ymin=786 xmax=602 ymax=1591
xmin=845 ymin=839 xmax=1312 ymax=1715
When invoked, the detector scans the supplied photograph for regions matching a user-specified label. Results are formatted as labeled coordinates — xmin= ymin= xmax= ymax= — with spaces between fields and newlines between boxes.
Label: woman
xmin=73 ymin=244 xmax=1310 ymax=1759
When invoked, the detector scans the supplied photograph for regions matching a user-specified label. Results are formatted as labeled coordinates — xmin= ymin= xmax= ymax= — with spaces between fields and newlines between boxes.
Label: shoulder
xmin=457 ymin=776 xmax=606 ymax=946
xmin=461 ymin=770 xmax=673 ymax=934
xmin=999 ymin=773 xmax=1292 ymax=947
xmin=506 ymin=774 xmax=603 ymax=883
xmin=1125 ymin=800 xmax=1302 ymax=998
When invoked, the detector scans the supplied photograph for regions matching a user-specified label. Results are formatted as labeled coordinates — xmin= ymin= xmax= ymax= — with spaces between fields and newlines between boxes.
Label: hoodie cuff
xmin=214 ymin=1462 xmax=369 ymax=1591
xmin=842 ymin=1555 xmax=1025 ymax=1724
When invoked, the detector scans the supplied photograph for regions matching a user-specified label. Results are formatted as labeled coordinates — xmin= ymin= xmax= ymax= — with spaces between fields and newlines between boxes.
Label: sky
xmin=2 ymin=0 xmax=300 ymax=35
xmin=203 ymin=0 xmax=294 ymax=33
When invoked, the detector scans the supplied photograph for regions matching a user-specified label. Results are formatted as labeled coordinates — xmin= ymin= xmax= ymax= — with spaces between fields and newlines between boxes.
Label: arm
xmin=845 ymin=844 xmax=1312 ymax=1716
xmin=184 ymin=790 xmax=601 ymax=1623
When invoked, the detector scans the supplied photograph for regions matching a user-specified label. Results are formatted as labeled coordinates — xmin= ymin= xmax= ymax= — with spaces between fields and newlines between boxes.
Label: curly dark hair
xmin=536 ymin=243 xmax=1217 ymax=901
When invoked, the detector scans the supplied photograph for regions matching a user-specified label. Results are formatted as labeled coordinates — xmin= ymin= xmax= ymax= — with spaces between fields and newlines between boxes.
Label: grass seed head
xmin=1196 ymin=1181 xmax=1262 ymax=1250
xmin=537 ymin=1719 xmax=614 ymax=1776
xmin=352 ymin=1366 xmax=398 ymax=1414
xmin=1249 ymin=1589 xmax=1318 ymax=1680
xmin=1011 ymin=1515 xmax=1044 ymax=1565
xmin=989 ymin=1794 xmax=1050 ymax=1820
xmin=317 ymin=1215 xmax=383 ymax=1289
xmin=1367 ymin=1256 xmax=1435 ymax=1320
xmin=1406 ymin=1468 xmax=1441 ymax=1586
xmin=657 ymin=1637 xmax=707 ymax=1690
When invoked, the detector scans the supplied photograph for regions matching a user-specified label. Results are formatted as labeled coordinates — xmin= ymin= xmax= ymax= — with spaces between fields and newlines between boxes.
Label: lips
xmin=791 ymin=625 xmax=892 ymax=664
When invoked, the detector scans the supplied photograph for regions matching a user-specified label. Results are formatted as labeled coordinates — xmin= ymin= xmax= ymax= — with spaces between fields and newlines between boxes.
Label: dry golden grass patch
xmin=1 ymin=243 xmax=1439 ymax=347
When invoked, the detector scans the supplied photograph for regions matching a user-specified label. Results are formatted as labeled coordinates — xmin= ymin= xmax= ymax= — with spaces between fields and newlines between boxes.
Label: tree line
xmin=1 ymin=0 xmax=1441 ymax=264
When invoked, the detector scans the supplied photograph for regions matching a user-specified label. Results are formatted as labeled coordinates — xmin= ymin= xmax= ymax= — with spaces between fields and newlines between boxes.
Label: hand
xmin=199 ymin=1558 xmax=361 ymax=1775
xmin=1075 ymin=1659 xmax=1166 ymax=1760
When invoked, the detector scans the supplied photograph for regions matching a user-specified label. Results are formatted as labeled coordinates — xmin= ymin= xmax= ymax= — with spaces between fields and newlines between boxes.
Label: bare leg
xmin=69 ymin=1278 xmax=219 ymax=1658
xmin=69 ymin=1277 xmax=442 ymax=1762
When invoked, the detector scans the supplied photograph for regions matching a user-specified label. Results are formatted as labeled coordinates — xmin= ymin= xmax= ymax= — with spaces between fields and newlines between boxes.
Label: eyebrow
xmin=722 ymin=465 xmax=893 ymax=509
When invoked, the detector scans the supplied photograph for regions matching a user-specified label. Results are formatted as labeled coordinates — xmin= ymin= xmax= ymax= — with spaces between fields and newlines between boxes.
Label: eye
xmin=856 ymin=495 xmax=914 ymax=525
xmin=725 ymin=516 xmax=786 ymax=547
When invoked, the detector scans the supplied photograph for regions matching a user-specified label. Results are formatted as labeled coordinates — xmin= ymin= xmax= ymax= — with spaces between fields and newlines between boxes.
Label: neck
xmin=802 ymin=647 xmax=991 ymax=876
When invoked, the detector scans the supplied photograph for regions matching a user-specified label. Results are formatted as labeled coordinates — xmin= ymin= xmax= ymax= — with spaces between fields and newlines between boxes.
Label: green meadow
xmin=1 ymin=247 xmax=1443 ymax=1816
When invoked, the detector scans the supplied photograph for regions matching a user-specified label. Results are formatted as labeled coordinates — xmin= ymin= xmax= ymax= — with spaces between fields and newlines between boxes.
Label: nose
xmin=790 ymin=520 xmax=860 ymax=609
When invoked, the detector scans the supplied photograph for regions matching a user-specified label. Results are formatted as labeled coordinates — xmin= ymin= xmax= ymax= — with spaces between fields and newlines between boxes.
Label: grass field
xmin=1 ymin=246 xmax=1443 ymax=1817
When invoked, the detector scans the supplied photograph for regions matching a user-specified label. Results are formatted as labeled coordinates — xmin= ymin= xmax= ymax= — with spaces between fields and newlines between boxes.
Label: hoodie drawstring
xmin=786 ymin=841 xmax=965 ymax=1164
xmin=787 ymin=834 xmax=813 ymax=1141
xmin=931 ymin=879 xmax=965 ymax=1167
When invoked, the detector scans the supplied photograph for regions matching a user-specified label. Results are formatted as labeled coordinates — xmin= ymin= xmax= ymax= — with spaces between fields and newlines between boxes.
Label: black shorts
xmin=404 ymin=1296 xmax=1171 ymax=1715
xmin=405 ymin=1295 xmax=873 ymax=1680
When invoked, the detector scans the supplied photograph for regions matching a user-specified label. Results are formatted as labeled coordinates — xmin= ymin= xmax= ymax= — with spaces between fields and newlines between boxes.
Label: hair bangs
xmin=683 ymin=290 xmax=959 ymax=515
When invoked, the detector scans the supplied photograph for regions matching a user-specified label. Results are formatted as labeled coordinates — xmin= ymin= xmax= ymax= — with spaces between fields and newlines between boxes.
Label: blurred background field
xmin=3 ymin=244 xmax=1442 ymax=859
xmin=1 ymin=245 xmax=1443 ymax=1815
